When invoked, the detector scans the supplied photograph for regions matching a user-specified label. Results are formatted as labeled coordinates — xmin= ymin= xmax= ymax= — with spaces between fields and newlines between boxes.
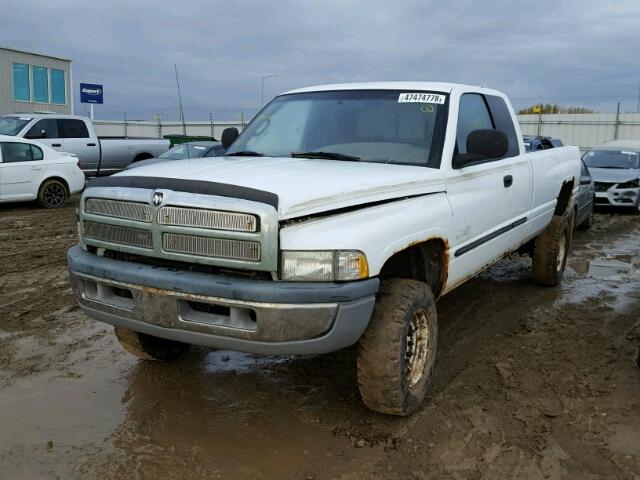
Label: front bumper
xmin=595 ymin=187 xmax=640 ymax=207
xmin=67 ymin=245 xmax=378 ymax=355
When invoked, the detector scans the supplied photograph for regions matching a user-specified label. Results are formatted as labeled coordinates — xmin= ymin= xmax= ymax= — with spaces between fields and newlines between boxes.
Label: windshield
xmin=159 ymin=143 xmax=211 ymax=160
xmin=0 ymin=116 xmax=31 ymax=136
xmin=583 ymin=149 xmax=640 ymax=169
xmin=226 ymin=90 xmax=449 ymax=167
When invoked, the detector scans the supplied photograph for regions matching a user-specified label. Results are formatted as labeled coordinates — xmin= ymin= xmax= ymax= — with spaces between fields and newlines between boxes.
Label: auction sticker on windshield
xmin=398 ymin=93 xmax=446 ymax=104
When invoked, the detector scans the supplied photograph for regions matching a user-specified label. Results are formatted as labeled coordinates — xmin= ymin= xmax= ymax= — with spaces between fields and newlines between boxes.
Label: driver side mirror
xmin=452 ymin=129 xmax=509 ymax=169
xmin=221 ymin=127 xmax=239 ymax=149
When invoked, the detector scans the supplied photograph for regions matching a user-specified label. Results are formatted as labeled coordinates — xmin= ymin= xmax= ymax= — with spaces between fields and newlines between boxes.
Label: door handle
xmin=30 ymin=166 xmax=43 ymax=171
xmin=503 ymin=175 xmax=513 ymax=188
xmin=87 ymin=143 xmax=96 ymax=147
xmin=52 ymin=143 xmax=62 ymax=147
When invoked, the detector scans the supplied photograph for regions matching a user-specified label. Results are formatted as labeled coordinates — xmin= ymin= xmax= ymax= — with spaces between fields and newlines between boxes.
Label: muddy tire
xmin=37 ymin=179 xmax=68 ymax=209
xmin=114 ymin=326 xmax=190 ymax=361
xmin=532 ymin=215 xmax=571 ymax=286
xmin=357 ymin=279 xmax=438 ymax=416
xmin=578 ymin=202 xmax=594 ymax=230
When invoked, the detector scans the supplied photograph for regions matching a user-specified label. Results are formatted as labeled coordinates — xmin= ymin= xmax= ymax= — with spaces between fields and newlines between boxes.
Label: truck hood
xmin=115 ymin=156 xmax=446 ymax=219
xmin=589 ymin=167 xmax=640 ymax=184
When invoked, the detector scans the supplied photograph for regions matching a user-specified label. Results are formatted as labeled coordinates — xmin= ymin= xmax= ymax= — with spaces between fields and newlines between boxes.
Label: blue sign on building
xmin=80 ymin=83 xmax=103 ymax=104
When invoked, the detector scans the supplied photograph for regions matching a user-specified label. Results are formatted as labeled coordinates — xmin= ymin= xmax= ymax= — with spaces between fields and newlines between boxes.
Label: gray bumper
xmin=595 ymin=187 xmax=640 ymax=207
xmin=67 ymin=245 xmax=378 ymax=355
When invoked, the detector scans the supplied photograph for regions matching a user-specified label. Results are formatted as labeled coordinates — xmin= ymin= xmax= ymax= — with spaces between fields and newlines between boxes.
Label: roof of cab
xmin=283 ymin=81 xmax=503 ymax=97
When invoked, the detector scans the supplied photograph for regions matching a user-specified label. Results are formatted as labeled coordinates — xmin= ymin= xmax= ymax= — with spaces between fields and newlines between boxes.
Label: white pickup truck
xmin=0 ymin=114 xmax=170 ymax=176
xmin=67 ymin=82 xmax=581 ymax=415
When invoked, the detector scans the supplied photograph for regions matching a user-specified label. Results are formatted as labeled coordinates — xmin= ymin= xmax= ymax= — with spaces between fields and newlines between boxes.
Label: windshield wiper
xmin=290 ymin=151 xmax=361 ymax=162
xmin=226 ymin=151 xmax=265 ymax=157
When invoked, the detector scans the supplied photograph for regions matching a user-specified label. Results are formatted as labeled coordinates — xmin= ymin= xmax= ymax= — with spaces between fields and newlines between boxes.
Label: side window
xmin=581 ymin=161 xmax=589 ymax=177
xmin=25 ymin=119 xmax=59 ymax=139
xmin=485 ymin=95 xmax=519 ymax=158
xmin=0 ymin=142 xmax=42 ymax=163
xmin=31 ymin=145 xmax=44 ymax=160
xmin=456 ymin=94 xmax=494 ymax=154
xmin=58 ymin=119 xmax=89 ymax=138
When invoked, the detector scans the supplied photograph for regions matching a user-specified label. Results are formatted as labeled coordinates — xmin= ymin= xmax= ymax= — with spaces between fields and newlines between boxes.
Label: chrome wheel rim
xmin=405 ymin=309 xmax=430 ymax=388
xmin=556 ymin=234 xmax=567 ymax=272
xmin=44 ymin=183 xmax=65 ymax=207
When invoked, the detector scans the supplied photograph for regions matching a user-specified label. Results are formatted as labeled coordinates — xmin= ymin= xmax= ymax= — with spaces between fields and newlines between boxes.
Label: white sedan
xmin=0 ymin=135 xmax=85 ymax=208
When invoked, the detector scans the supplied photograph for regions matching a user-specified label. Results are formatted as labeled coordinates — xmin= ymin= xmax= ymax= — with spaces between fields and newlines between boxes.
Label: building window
xmin=12 ymin=63 xmax=30 ymax=101
xmin=32 ymin=66 xmax=49 ymax=103
xmin=51 ymin=69 xmax=66 ymax=104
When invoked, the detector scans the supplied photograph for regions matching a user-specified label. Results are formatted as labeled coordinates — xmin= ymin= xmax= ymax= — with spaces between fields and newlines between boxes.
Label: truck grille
xmin=84 ymin=221 xmax=153 ymax=249
xmin=163 ymin=233 xmax=260 ymax=261
xmin=85 ymin=198 xmax=152 ymax=222
xmin=157 ymin=206 xmax=258 ymax=232
xmin=594 ymin=182 xmax=614 ymax=192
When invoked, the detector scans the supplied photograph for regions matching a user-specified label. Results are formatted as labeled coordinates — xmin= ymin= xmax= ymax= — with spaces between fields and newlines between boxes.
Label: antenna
xmin=174 ymin=64 xmax=187 ymax=135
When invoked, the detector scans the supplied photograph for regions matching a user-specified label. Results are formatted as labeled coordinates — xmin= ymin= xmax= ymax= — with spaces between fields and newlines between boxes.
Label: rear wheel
xmin=578 ymin=201 xmax=594 ymax=229
xmin=37 ymin=179 xmax=67 ymax=208
xmin=357 ymin=279 xmax=437 ymax=416
xmin=114 ymin=326 xmax=190 ymax=361
xmin=532 ymin=214 xmax=571 ymax=286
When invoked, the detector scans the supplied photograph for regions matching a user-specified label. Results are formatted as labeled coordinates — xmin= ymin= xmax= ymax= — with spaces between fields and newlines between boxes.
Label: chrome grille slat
xmin=158 ymin=206 xmax=258 ymax=232
xmin=84 ymin=222 xmax=153 ymax=249
xmin=85 ymin=198 xmax=152 ymax=222
xmin=163 ymin=233 xmax=261 ymax=261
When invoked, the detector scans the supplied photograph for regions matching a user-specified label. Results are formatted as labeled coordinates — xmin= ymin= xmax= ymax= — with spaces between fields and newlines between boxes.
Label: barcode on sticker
xmin=398 ymin=93 xmax=446 ymax=104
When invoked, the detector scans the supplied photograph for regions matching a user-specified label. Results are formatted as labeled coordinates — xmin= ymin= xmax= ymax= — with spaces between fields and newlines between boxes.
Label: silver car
xmin=583 ymin=141 xmax=640 ymax=211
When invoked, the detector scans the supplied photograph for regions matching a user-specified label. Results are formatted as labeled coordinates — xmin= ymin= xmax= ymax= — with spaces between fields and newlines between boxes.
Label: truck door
xmin=445 ymin=93 xmax=517 ymax=287
xmin=23 ymin=118 xmax=64 ymax=152
xmin=484 ymin=95 xmax=532 ymax=248
xmin=57 ymin=119 xmax=100 ymax=174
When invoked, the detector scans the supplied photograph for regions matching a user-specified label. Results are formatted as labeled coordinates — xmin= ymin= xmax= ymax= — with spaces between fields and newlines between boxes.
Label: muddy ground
xmin=0 ymin=198 xmax=639 ymax=480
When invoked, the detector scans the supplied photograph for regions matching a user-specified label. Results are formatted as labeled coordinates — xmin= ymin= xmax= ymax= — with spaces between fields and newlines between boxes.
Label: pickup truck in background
xmin=68 ymin=82 xmax=582 ymax=415
xmin=0 ymin=114 xmax=170 ymax=176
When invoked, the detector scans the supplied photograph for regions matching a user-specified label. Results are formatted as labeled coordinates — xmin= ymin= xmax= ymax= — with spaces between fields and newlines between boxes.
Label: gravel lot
xmin=0 ymin=198 xmax=639 ymax=479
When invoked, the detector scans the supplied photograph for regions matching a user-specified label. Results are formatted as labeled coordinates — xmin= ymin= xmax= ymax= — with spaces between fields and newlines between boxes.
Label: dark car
xmin=574 ymin=160 xmax=595 ymax=229
xmin=126 ymin=141 xmax=226 ymax=170
xmin=523 ymin=135 xmax=564 ymax=152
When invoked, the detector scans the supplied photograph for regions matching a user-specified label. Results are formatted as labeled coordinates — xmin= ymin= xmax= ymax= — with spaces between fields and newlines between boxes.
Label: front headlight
xmin=617 ymin=178 xmax=640 ymax=189
xmin=281 ymin=250 xmax=369 ymax=282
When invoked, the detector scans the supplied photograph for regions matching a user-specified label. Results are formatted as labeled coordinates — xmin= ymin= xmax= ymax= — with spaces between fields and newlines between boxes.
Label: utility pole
xmin=614 ymin=102 xmax=621 ymax=140
xmin=174 ymin=64 xmax=187 ymax=135
xmin=260 ymin=74 xmax=278 ymax=106
xmin=209 ymin=112 xmax=214 ymax=138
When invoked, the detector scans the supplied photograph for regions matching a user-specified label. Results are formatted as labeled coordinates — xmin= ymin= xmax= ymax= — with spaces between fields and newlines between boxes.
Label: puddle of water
xmin=571 ymin=252 xmax=639 ymax=279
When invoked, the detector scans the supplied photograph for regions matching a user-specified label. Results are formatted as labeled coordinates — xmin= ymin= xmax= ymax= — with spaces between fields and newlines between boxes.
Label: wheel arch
xmin=378 ymin=237 xmax=449 ymax=298
xmin=554 ymin=179 xmax=575 ymax=216
xmin=39 ymin=176 xmax=70 ymax=195
xmin=133 ymin=152 xmax=154 ymax=162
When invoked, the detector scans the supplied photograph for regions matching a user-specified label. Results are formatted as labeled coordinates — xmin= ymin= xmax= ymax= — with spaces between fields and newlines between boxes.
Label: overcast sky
xmin=2 ymin=0 xmax=639 ymax=120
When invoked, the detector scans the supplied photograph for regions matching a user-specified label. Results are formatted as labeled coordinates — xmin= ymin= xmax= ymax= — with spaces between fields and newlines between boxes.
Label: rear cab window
xmin=58 ymin=119 xmax=90 ymax=138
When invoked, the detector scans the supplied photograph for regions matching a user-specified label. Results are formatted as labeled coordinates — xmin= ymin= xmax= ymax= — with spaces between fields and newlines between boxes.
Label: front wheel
xmin=357 ymin=279 xmax=438 ymax=416
xmin=114 ymin=326 xmax=190 ymax=361
xmin=37 ymin=179 xmax=68 ymax=208
xmin=532 ymin=214 xmax=571 ymax=286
